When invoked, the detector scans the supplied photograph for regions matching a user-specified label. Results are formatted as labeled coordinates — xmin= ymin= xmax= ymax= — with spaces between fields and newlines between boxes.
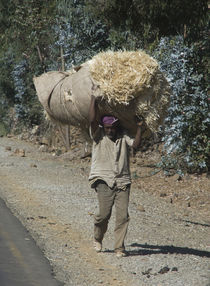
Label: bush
xmin=152 ymin=36 xmax=209 ymax=174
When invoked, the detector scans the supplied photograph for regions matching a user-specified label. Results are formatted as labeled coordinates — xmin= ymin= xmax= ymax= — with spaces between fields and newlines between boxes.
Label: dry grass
xmin=88 ymin=50 xmax=171 ymax=131
xmin=88 ymin=50 xmax=159 ymax=103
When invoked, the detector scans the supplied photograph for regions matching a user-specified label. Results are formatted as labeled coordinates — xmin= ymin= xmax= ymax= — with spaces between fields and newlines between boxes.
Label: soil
xmin=0 ymin=131 xmax=209 ymax=286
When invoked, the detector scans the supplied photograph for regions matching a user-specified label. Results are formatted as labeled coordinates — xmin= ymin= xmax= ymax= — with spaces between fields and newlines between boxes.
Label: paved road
xmin=0 ymin=198 xmax=63 ymax=286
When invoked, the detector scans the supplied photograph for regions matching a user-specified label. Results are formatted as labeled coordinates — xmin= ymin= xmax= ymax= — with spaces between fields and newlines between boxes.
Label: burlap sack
xmin=33 ymin=51 xmax=171 ymax=137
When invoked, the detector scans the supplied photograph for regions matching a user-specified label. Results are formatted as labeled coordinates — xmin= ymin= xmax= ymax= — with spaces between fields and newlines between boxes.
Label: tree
xmin=86 ymin=0 xmax=208 ymax=48
xmin=52 ymin=0 xmax=110 ymax=67
xmin=153 ymin=36 xmax=209 ymax=173
xmin=0 ymin=0 xmax=57 ymax=126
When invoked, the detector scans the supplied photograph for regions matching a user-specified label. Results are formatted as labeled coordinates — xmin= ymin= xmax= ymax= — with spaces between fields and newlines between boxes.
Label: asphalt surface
xmin=0 ymin=198 xmax=63 ymax=286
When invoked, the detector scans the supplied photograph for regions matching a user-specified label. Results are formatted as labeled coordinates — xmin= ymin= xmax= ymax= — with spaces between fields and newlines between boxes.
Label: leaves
xmin=153 ymin=36 xmax=209 ymax=173
xmin=0 ymin=0 xmax=209 ymax=173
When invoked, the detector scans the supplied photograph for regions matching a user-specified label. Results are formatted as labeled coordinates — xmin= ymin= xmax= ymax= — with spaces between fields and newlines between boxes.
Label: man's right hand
xmin=134 ymin=115 xmax=145 ymax=127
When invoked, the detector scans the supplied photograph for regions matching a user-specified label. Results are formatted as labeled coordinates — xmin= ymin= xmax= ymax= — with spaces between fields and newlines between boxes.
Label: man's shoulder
xmin=118 ymin=129 xmax=132 ymax=139
xmin=90 ymin=126 xmax=104 ymax=143
xmin=119 ymin=130 xmax=134 ymax=146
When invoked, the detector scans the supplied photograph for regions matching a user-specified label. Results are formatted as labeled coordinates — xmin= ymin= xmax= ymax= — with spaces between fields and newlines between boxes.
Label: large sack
xmin=33 ymin=50 xmax=171 ymax=137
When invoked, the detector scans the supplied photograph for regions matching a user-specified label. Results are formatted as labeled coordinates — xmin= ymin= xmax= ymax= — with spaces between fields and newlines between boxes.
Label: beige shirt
xmin=89 ymin=127 xmax=134 ymax=188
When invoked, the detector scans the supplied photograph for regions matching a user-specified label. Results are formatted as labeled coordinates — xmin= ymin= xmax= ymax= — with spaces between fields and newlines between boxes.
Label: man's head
xmin=101 ymin=116 xmax=119 ymax=140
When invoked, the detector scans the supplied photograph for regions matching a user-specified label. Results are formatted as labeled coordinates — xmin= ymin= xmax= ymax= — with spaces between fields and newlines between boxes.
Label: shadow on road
xmin=180 ymin=219 xmax=210 ymax=227
xmin=128 ymin=243 xmax=210 ymax=257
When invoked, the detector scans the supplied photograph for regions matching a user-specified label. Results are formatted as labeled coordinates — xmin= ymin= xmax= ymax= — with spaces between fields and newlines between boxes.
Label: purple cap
xmin=101 ymin=116 xmax=119 ymax=126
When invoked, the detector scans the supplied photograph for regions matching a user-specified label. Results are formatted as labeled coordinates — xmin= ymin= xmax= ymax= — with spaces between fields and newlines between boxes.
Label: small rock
xmin=14 ymin=148 xmax=25 ymax=157
xmin=30 ymin=163 xmax=37 ymax=168
xmin=5 ymin=146 xmax=11 ymax=151
xmin=31 ymin=125 xmax=39 ymax=135
xmin=158 ymin=266 xmax=170 ymax=274
xmin=39 ymin=145 xmax=48 ymax=152
xmin=88 ymin=212 xmax=94 ymax=216
xmin=137 ymin=205 xmax=145 ymax=212
xmin=7 ymin=134 xmax=13 ymax=138
xmin=27 ymin=217 xmax=34 ymax=220
xmin=20 ymin=149 xmax=26 ymax=157
xmin=199 ymin=201 xmax=206 ymax=206
xmin=40 ymin=137 xmax=49 ymax=145
xmin=142 ymin=268 xmax=152 ymax=275
xmin=80 ymin=152 xmax=91 ymax=159
xmin=160 ymin=192 xmax=167 ymax=197
xmin=173 ymin=174 xmax=182 ymax=181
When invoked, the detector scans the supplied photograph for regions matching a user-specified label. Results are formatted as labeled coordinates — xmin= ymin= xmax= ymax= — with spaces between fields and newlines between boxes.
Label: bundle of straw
xmin=89 ymin=50 xmax=159 ymax=104
xmin=88 ymin=50 xmax=171 ymax=132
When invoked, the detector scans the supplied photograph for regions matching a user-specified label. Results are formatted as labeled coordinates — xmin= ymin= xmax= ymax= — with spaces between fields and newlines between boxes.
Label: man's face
xmin=103 ymin=124 xmax=117 ymax=140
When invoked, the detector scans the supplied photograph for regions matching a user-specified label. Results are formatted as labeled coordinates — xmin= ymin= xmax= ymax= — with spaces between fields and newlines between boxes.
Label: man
xmin=88 ymin=94 xmax=142 ymax=258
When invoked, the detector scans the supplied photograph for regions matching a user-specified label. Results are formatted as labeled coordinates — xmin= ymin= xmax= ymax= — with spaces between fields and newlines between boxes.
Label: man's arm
xmin=88 ymin=93 xmax=99 ymax=135
xmin=132 ymin=121 xmax=144 ymax=149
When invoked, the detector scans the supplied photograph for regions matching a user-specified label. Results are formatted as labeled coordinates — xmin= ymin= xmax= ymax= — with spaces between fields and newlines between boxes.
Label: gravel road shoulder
xmin=0 ymin=136 xmax=210 ymax=286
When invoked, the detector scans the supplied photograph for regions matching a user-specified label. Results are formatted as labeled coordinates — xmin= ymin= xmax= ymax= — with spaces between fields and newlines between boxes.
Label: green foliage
xmin=0 ymin=122 xmax=8 ymax=136
xmin=0 ymin=0 xmax=209 ymax=174
xmin=86 ymin=0 xmax=208 ymax=48
xmin=0 ymin=0 xmax=57 ymax=129
xmin=153 ymin=36 xmax=209 ymax=173
xmin=52 ymin=0 xmax=110 ymax=67
xmin=0 ymin=52 xmax=15 ymax=104
xmin=2 ymin=0 xmax=56 ymax=62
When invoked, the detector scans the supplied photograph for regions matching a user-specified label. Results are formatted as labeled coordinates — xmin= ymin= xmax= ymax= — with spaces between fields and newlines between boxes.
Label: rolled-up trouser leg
xmin=114 ymin=186 xmax=130 ymax=252
xmin=94 ymin=182 xmax=115 ymax=243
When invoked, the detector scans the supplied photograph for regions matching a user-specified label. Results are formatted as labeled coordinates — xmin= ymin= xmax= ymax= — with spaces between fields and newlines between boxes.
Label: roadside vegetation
xmin=0 ymin=0 xmax=209 ymax=173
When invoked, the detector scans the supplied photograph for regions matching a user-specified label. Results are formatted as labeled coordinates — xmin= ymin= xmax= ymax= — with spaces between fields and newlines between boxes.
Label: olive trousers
xmin=94 ymin=181 xmax=130 ymax=252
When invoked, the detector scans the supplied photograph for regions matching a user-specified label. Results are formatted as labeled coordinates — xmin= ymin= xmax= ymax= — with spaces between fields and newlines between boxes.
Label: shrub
xmin=152 ymin=36 xmax=209 ymax=174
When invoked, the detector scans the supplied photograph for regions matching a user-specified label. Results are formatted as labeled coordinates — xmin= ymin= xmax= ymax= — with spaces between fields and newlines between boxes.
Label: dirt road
xmin=0 ymin=136 xmax=209 ymax=286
